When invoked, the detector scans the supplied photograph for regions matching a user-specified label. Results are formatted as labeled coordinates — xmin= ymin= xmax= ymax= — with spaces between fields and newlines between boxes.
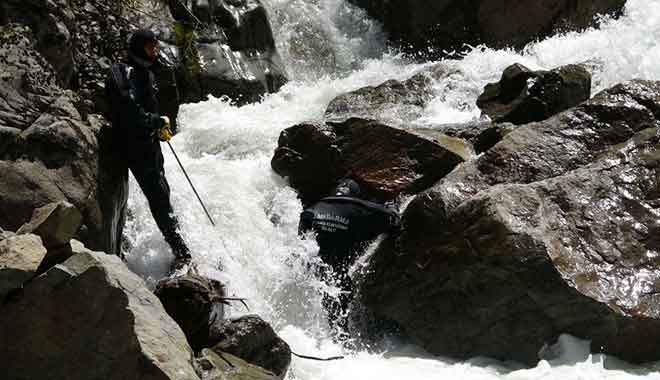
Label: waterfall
xmin=124 ymin=0 xmax=660 ymax=378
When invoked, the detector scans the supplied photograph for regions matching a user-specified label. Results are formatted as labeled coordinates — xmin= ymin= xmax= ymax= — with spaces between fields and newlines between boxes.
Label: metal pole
xmin=167 ymin=141 xmax=216 ymax=226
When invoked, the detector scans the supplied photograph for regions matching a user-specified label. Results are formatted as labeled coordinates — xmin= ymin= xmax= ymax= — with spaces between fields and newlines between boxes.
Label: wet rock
xmin=357 ymin=80 xmax=660 ymax=365
xmin=272 ymin=118 xmax=465 ymax=204
xmin=209 ymin=315 xmax=291 ymax=379
xmin=349 ymin=0 xmax=625 ymax=59
xmin=432 ymin=80 xmax=660 ymax=214
xmin=0 ymin=25 xmax=102 ymax=250
xmin=168 ymin=0 xmax=288 ymax=104
xmin=0 ymin=250 xmax=200 ymax=380
xmin=17 ymin=201 xmax=82 ymax=248
xmin=471 ymin=123 xmax=517 ymax=154
xmin=325 ymin=64 xmax=456 ymax=124
xmin=0 ymin=234 xmax=47 ymax=300
xmin=195 ymin=349 xmax=278 ymax=380
xmin=477 ymin=63 xmax=592 ymax=124
xmin=155 ymin=273 xmax=227 ymax=351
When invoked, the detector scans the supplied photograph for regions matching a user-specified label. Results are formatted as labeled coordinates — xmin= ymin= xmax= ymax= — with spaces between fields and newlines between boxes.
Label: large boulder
xmin=0 ymin=250 xmax=200 ymax=380
xmin=209 ymin=315 xmax=291 ymax=379
xmin=429 ymin=80 xmax=660 ymax=214
xmin=168 ymin=0 xmax=288 ymax=104
xmin=155 ymin=273 xmax=228 ymax=351
xmin=325 ymin=64 xmax=457 ymax=124
xmin=195 ymin=349 xmax=278 ymax=380
xmin=357 ymin=80 xmax=660 ymax=365
xmin=0 ymin=234 xmax=47 ymax=300
xmin=271 ymin=118 xmax=465 ymax=204
xmin=476 ymin=63 xmax=592 ymax=125
xmin=349 ymin=0 xmax=625 ymax=58
xmin=0 ymin=25 xmax=103 ymax=249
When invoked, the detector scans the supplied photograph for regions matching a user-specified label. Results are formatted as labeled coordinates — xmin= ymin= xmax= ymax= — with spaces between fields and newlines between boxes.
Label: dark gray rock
xmin=168 ymin=0 xmax=288 ymax=104
xmin=471 ymin=122 xmax=517 ymax=154
xmin=0 ymin=0 xmax=76 ymax=85
xmin=271 ymin=118 xmax=465 ymax=204
xmin=0 ymin=250 xmax=200 ymax=379
xmin=432 ymin=80 xmax=660 ymax=214
xmin=357 ymin=80 xmax=660 ymax=365
xmin=349 ymin=0 xmax=625 ymax=59
xmin=155 ymin=273 xmax=227 ymax=351
xmin=195 ymin=349 xmax=278 ymax=380
xmin=325 ymin=64 xmax=456 ymax=124
xmin=477 ymin=63 xmax=592 ymax=124
xmin=209 ymin=315 xmax=291 ymax=379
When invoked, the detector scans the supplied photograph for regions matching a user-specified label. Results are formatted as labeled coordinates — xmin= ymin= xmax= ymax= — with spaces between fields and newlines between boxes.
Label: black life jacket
xmin=300 ymin=196 xmax=400 ymax=265
xmin=105 ymin=62 xmax=160 ymax=138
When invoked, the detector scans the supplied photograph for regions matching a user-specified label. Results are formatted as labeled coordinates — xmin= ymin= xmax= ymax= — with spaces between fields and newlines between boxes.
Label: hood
xmin=128 ymin=29 xmax=158 ymax=68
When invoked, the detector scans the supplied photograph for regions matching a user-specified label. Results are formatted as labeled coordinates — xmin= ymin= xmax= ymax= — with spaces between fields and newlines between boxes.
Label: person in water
xmin=101 ymin=29 xmax=191 ymax=275
xmin=299 ymin=178 xmax=401 ymax=333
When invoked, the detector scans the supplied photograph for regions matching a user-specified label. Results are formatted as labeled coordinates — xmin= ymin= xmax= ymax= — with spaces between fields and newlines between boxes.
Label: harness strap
xmin=110 ymin=63 xmax=132 ymax=98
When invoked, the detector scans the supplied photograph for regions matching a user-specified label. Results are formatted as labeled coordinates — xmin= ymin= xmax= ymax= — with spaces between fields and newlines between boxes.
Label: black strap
xmin=110 ymin=63 xmax=131 ymax=98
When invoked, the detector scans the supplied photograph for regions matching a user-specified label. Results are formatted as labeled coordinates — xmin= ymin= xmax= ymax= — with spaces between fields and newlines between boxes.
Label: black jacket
xmin=299 ymin=196 xmax=401 ymax=267
xmin=105 ymin=61 xmax=164 ymax=142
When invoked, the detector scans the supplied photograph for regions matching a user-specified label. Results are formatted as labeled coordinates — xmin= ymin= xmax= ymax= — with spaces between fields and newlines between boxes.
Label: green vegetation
xmin=174 ymin=21 xmax=201 ymax=78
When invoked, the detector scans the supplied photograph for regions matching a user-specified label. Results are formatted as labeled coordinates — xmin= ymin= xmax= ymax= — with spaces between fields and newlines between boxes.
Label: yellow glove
xmin=157 ymin=116 xmax=173 ymax=142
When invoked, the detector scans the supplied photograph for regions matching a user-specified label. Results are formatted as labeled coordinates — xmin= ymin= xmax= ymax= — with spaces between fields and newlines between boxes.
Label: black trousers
xmin=98 ymin=126 xmax=189 ymax=259
xmin=318 ymin=247 xmax=358 ymax=337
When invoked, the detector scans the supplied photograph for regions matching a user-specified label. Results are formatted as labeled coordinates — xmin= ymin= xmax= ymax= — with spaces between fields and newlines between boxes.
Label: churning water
xmin=124 ymin=0 xmax=660 ymax=378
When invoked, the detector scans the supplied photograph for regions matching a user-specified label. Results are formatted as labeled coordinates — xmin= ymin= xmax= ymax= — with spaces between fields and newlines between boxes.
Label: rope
xmin=291 ymin=352 xmax=345 ymax=361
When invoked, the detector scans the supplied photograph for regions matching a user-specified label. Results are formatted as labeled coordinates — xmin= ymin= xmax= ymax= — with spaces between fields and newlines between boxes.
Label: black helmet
xmin=333 ymin=179 xmax=361 ymax=197
xmin=128 ymin=29 xmax=158 ymax=65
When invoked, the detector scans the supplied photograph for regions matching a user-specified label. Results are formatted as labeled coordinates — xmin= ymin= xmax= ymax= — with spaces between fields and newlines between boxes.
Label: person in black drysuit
xmin=299 ymin=179 xmax=401 ymax=334
xmin=100 ymin=29 xmax=191 ymax=274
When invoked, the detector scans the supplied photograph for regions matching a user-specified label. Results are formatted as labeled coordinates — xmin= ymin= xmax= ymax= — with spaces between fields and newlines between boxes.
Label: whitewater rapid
xmin=124 ymin=0 xmax=660 ymax=378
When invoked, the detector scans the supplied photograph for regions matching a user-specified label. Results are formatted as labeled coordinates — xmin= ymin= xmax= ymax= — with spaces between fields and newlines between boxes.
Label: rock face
xmin=358 ymin=80 xmax=660 ymax=365
xmin=155 ymin=273 xmax=228 ymax=351
xmin=271 ymin=118 xmax=465 ymax=204
xmin=477 ymin=63 xmax=592 ymax=124
xmin=169 ymin=0 xmax=288 ymax=104
xmin=195 ymin=349 xmax=278 ymax=380
xmin=349 ymin=0 xmax=625 ymax=58
xmin=0 ymin=25 xmax=103 ymax=248
xmin=0 ymin=250 xmax=200 ymax=380
xmin=0 ymin=234 xmax=47 ymax=300
xmin=0 ymin=0 xmax=77 ymax=85
xmin=209 ymin=315 xmax=291 ymax=379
